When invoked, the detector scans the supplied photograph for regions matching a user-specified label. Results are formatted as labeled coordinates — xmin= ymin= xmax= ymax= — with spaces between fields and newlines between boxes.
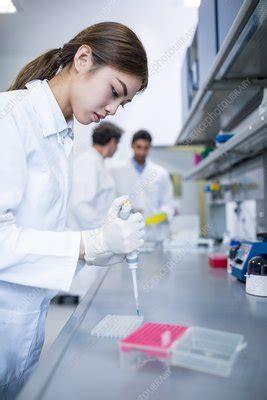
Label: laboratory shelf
xmin=18 ymin=249 xmax=267 ymax=400
xmin=184 ymin=96 xmax=267 ymax=180
xmin=176 ymin=0 xmax=267 ymax=145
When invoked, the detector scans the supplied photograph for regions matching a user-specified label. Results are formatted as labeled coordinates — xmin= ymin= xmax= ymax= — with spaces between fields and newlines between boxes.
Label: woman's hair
xmin=8 ymin=22 xmax=148 ymax=92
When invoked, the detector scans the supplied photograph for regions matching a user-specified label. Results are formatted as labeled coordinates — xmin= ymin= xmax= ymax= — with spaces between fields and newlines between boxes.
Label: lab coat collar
xmin=131 ymin=157 xmax=146 ymax=174
xmin=25 ymin=79 xmax=74 ymax=138
xmin=130 ymin=157 xmax=152 ymax=169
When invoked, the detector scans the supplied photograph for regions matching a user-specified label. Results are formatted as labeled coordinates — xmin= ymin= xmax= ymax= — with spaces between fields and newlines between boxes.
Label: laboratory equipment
xmin=245 ymin=255 xmax=267 ymax=297
xmin=197 ymin=237 xmax=214 ymax=249
xmin=215 ymin=132 xmax=234 ymax=146
xmin=227 ymin=241 xmax=241 ymax=274
xmin=119 ymin=322 xmax=246 ymax=377
xmin=163 ymin=213 xmax=213 ymax=252
xmin=232 ymin=236 xmax=267 ymax=282
xmin=171 ymin=326 xmax=246 ymax=377
xmin=119 ymin=200 xmax=140 ymax=316
xmin=208 ymin=253 xmax=228 ymax=268
xmin=204 ymin=157 xmax=263 ymax=242
xmin=91 ymin=315 xmax=144 ymax=339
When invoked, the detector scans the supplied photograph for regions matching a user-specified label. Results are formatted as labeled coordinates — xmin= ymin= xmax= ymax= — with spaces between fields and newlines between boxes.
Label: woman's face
xmin=69 ymin=45 xmax=142 ymax=125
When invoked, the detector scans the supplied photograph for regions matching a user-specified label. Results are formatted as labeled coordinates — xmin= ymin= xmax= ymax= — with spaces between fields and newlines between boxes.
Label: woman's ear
xmin=73 ymin=45 xmax=94 ymax=73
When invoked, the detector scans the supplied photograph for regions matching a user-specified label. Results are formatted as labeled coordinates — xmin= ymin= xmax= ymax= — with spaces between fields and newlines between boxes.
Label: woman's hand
xmin=81 ymin=196 xmax=145 ymax=266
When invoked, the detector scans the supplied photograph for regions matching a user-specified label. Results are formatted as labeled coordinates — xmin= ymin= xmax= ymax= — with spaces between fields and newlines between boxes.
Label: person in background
xmin=61 ymin=122 xmax=123 ymax=303
xmin=110 ymin=130 xmax=175 ymax=241
xmin=68 ymin=122 xmax=123 ymax=230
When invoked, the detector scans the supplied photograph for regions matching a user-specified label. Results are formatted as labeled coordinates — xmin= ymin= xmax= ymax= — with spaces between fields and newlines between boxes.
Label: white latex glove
xmin=82 ymin=196 xmax=145 ymax=266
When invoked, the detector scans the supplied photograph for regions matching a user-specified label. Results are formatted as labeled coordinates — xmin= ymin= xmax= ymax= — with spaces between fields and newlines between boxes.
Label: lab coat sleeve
xmin=159 ymin=171 xmax=175 ymax=220
xmin=0 ymin=115 xmax=80 ymax=291
xmin=68 ymin=152 xmax=100 ymax=230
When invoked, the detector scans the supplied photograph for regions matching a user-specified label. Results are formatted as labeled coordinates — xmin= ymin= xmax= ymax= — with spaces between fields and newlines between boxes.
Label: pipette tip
xmin=136 ymin=308 xmax=140 ymax=316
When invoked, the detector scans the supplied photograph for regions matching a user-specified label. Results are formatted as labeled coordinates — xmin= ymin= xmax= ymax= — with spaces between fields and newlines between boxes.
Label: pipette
xmin=119 ymin=200 xmax=140 ymax=316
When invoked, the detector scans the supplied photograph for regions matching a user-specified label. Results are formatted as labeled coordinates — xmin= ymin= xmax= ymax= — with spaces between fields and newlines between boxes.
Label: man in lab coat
xmin=68 ymin=122 xmax=123 ymax=230
xmin=110 ymin=130 xmax=175 ymax=241
xmin=61 ymin=122 xmax=123 ymax=302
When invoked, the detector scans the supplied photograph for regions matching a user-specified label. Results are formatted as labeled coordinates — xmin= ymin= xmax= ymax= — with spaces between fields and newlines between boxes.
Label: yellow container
xmin=145 ymin=213 xmax=167 ymax=225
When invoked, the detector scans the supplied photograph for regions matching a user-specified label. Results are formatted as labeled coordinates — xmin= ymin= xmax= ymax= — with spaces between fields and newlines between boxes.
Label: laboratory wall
xmin=0 ymin=57 xmax=29 ymax=90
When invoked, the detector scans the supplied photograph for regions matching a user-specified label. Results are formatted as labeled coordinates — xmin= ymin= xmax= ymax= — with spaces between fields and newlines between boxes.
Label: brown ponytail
xmin=8 ymin=49 xmax=62 ymax=91
xmin=8 ymin=22 xmax=148 ymax=92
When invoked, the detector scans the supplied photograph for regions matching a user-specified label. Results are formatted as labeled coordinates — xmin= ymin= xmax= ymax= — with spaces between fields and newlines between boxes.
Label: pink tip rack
xmin=120 ymin=322 xmax=188 ymax=359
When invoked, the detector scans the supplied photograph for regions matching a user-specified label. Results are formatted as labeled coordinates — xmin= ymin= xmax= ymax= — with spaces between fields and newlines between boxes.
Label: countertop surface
xmin=18 ymin=247 xmax=267 ymax=400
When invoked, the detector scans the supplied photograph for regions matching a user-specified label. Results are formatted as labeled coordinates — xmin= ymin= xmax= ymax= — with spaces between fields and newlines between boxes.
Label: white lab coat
xmin=0 ymin=79 xmax=80 ymax=398
xmin=67 ymin=146 xmax=115 ymax=296
xmin=67 ymin=146 xmax=115 ymax=230
xmin=110 ymin=159 xmax=174 ymax=241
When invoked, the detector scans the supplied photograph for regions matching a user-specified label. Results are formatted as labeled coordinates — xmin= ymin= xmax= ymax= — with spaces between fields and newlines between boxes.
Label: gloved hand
xmin=81 ymin=196 xmax=145 ymax=266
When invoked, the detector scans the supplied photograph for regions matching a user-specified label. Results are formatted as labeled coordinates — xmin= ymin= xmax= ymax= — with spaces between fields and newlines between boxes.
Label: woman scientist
xmin=0 ymin=22 xmax=148 ymax=398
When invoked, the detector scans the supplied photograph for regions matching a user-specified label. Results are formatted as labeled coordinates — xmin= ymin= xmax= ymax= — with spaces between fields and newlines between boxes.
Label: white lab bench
xmin=18 ymin=247 xmax=267 ymax=400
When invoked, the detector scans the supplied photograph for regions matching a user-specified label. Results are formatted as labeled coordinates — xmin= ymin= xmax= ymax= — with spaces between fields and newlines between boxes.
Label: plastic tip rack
xmin=90 ymin=315 xmax=144 ymax=339
xmin=120 ymin=322 xmax=188 ymax=359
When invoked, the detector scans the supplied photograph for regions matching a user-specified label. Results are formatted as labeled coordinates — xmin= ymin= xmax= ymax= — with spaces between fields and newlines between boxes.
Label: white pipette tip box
xmin=91 ymin=314 xmax=144 ymax=339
